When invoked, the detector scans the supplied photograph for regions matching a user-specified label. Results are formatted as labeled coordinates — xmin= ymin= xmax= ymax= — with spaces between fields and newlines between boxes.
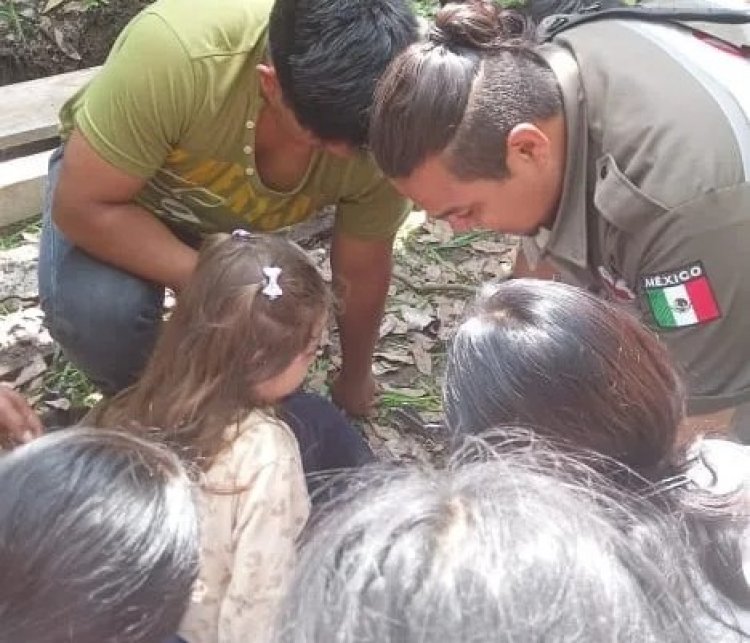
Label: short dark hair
xmin=445 ymin=279 xmax=685 ymax=477
xmin=275 ymin=438 xmax=727 ymax=642
xmin=269 ymin=0 xmax=419 ymax=146
xmin=444 ymin=279 xmax=750 ymax=619
xmin=370 ymin=0 xmax=562 ymax=178
xmin=0 ymin=428 xmax=200 ymax=643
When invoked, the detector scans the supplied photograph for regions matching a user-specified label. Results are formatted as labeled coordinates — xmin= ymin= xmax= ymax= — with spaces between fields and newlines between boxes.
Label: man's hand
xmin=331 ymin=371 xmax=379 ymax=418
xmin=330 ymin=231 xmax=394 ymax=417
xmin=0 ymin=385 xmax=42 ymax=445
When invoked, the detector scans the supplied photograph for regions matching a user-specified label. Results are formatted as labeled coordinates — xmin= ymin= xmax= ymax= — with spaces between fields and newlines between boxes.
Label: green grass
xmin=380 ymin=389 xmax=442 ymax=412
xmin=0 ymin=217 xmax=41 ymax=251
xmin=42 ymin=353 xmax=101 ymax=409
xmin=413 ymin=0 xmax=438 ymax=17
xmin=0 ymin=0 xmax=28 ymax=43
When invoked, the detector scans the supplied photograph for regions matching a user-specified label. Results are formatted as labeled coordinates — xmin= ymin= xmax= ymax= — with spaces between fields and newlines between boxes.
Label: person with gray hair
xmin=274 ymin=437 xmax=746 ymax=642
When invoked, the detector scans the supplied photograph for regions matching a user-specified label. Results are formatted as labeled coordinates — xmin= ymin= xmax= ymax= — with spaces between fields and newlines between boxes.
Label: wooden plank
xmin=0 ymin=67 xmax=100 ymax=153
xmin=0 ymin=150 xmax=52 ymax=228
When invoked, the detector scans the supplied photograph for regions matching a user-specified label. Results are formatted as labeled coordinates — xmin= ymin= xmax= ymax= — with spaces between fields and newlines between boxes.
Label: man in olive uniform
xmin=369 ymin=6 xmax=750 ymax=437
xmin=518 ymin=16 xmax=750 ymax=437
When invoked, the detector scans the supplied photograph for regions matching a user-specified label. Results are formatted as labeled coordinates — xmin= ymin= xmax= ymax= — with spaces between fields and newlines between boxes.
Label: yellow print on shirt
xmin=137 ymin=149 xmax=316 ymax=233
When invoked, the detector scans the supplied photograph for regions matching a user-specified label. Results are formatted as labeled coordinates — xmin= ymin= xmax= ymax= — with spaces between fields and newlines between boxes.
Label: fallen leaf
xmin=425 ymin=263 xmax=442 ymax=281
xmin=42 ymin=0 xmax=68 ymax=13
xmin=470 ymin=239 xmax=513 ymax=254
xmin=61 ymin=0 xmax=92 ymax=12
xmin=372 ymin=362 xmax=400 ymax=376
xmin=379 ymin=313 xmax=408 ymax=338
xmin=52 ymin=26 xmax=82 ymax=60
xmin=422 ymin=218 xmax=454 ymax=243
xmin=401 ymin=306 xmax=434 ymax=331
xmin=461 ymin=257 xmax=487 ymax=277
xmin=411 ymin=341 xmax=432 ymax=375
xmin=482 ymin=257 xmax=513 ymax=280
xmin=374 ymin=350 xmax=414 ymax=366
xmin=381 ymin=385 xmax=427 ymax=398
xmin=45 ymin=398 xmax=71 ymax=411
xmin=12 ymin=355 xmax=47 ymax=388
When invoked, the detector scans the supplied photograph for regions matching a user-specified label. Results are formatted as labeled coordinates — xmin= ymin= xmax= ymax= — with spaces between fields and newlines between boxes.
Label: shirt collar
xmin=529 ymin=43 xmax=589 ymax=269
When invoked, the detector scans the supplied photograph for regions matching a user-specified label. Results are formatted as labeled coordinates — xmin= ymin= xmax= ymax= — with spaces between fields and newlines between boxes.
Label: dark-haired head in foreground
xmin=0 ymin=428 xmax=200 ymax=643
xmin=444 ymin=278 xmax=750 ymax=624
xmin=275 ymin=438 xmax=739 ymax=642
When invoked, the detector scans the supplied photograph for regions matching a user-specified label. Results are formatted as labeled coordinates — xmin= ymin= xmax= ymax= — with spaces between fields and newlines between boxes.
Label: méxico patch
xmin=640 ymin=261 xmax=721 ymax=329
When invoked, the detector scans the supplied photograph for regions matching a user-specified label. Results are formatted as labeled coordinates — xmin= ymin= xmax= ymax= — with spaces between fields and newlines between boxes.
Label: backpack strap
xmin=540 ymin=5 xmax=750 ymax=41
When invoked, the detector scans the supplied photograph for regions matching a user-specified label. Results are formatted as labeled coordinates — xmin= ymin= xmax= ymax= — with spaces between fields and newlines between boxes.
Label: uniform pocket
xmin=593 ymin=154 xmax=669 ymax=233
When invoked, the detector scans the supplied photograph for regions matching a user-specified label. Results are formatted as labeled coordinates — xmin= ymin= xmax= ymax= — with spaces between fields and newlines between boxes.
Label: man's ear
xmin=505 ymin=123 xmax=552 ymax=170
xmin=257 ymin=63 xmax=281 ymax=102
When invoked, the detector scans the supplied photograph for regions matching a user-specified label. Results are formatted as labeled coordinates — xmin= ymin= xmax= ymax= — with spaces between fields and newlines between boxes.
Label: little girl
xmin=89 ymin=231 xmax=369 ymax=643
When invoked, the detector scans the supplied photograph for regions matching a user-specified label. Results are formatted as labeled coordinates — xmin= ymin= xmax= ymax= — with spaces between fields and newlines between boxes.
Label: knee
xmin=41 ymin=255 xmax=162 ymax=342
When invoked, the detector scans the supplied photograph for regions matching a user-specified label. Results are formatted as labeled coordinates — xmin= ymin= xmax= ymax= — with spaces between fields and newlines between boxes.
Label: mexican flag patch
xmin=640 ymin=262 xmax=721 ymax=329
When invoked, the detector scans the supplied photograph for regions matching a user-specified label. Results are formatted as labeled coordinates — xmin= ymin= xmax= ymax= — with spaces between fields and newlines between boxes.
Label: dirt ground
xmin=0 ymin=214 xmax=517 ymax=463
xmin=1 ymin=0 xmax=150 ymax=85
xmin=0 ymin=0 xmax=439 ymax=85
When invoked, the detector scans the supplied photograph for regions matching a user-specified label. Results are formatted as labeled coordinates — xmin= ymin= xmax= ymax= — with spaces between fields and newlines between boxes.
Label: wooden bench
xmin=0 ymin=67 xmax=100 ymax=228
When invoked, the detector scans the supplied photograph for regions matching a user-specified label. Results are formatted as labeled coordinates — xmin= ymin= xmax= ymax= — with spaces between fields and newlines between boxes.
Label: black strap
xmin=542 ymin=5 xmax=750 ymax=41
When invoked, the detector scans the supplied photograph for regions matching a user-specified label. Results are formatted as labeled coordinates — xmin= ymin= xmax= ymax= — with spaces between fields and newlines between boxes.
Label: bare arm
xmin=330 ymin=232 xmax=394 ymax=416
xmin=53 ymin=131 xmax=198 ymax=291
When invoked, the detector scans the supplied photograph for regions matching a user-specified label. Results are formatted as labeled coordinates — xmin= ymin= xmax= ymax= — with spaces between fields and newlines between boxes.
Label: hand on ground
xmin=0 ymin=385 xmax=43 ymax=446
xmin=331 ymin=371 xmax=378 ymax=418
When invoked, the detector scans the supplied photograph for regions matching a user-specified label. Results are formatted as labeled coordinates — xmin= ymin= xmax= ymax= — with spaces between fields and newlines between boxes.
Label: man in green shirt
xmin=38 ymin=0 xmax=417 ymax=416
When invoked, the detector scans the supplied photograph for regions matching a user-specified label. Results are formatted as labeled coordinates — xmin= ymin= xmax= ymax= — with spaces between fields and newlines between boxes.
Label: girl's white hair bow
xmin=261 ymin=266 xmax=283 ymax=300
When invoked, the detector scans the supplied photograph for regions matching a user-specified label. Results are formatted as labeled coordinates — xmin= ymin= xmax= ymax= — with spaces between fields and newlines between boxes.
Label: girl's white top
xmin=179 ymin=409 xmax=310 ymax=643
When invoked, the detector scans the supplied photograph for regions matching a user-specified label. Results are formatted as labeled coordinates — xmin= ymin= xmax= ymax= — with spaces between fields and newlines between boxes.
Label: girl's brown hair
xmin=90 ymin=233 xmax=330 ymax=469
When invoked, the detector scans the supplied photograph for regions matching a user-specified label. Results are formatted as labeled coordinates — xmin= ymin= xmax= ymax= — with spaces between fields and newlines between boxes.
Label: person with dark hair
xmin=39 ymin=0 xmax=419 ymax=417
xmin=88 ymin=232 xmax=372 ymax=642
xmin=0 ymin=427 xmax=200 ymax=643
xmin=274 ymin=439 xmax=747 ymax=642
xmin=369 ymin=0 xmax=750 ymax=436
xmin=444 ymin=278 xmax=750 ymax=631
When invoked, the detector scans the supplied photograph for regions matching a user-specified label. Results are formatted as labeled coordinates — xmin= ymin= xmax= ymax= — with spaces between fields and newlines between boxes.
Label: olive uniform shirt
xmin=524 ymin=19 xmax=750 ymax=416
xmin=57 ymin=0 xmax=410 ymax=240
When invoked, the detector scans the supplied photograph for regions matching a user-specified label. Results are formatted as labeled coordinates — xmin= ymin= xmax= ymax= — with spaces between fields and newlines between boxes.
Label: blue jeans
xmin=38 ymin=147 xmax=164 ymax=395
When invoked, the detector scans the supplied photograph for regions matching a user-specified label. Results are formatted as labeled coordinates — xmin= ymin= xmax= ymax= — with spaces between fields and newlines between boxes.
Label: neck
xmin=538 ymin=113 xmax=567 ymax=229
xmin=255 ymin=103 xmax=314 ymax=156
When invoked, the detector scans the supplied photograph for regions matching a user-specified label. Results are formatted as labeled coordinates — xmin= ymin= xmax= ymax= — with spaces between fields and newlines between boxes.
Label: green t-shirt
xmin=58 ymin=0 xmax=409 ymax=239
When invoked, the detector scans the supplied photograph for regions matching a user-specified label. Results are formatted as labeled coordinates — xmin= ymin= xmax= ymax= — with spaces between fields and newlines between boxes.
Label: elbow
xmin=51 ymin=185 xmax=101 ymax=247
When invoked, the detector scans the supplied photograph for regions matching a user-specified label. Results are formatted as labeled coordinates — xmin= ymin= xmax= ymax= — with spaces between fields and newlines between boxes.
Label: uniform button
xmin=245 ymin=167 xmax=255 ymax=176
xmin=599 ymin=164 xmax=608 ymax=179
xmin=243 ymin=145 xmax=253 ymax=155
xmin=245 ymin=120 xmax=255 ymax=129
